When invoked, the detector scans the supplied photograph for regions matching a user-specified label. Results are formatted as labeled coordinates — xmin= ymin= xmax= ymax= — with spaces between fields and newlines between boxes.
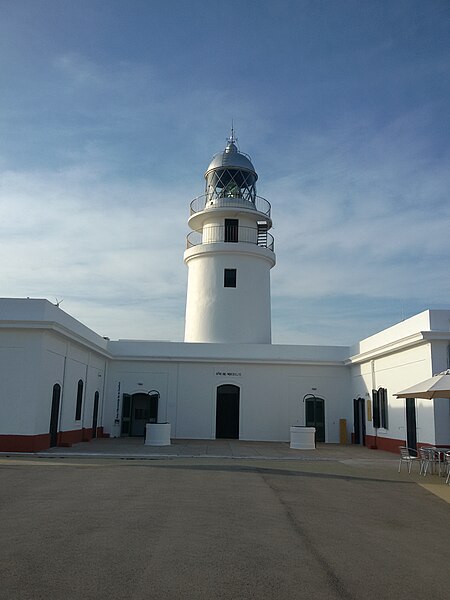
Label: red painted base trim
xmin=364 ymin=435 xmax=406 ymax=454
xmin=82 ymin=428 xmax=93 ymax=442
xmin=364 ymin=436 xmax=450 ymax=454
xmin=0 ymin=434 xmax=51 ymax=452
xmin=58 ymin=429 xmax=83 ymax=446
xmin=81 ymin=427 xmax=105 ymax=440
xmin=0 ymin=427 xmax=105 ymax=452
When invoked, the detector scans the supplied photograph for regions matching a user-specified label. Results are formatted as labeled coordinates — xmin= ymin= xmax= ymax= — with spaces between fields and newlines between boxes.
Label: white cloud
xmin=1 ymin=98 xmax=449 ymax=346
xmin=1 ymin=23 xmax=448 ymax=347
xmin=0 ymin=166 xmax=189 ymax=339
xmin=264 ymin=111 xmax=450 ymax=343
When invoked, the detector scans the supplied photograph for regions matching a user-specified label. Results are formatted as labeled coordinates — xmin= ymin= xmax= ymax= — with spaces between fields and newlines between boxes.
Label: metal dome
xmin=205 ymin=138 xmax=257 ymax=177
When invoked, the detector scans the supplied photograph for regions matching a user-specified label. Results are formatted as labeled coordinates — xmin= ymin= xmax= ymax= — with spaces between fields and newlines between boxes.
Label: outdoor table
xmin=429 ymin=447 xmax=450 ymax=477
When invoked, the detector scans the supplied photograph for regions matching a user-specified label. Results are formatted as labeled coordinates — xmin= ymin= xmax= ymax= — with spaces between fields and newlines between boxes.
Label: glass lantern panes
xmin=206 ymin=168 xmax=256 ymax=203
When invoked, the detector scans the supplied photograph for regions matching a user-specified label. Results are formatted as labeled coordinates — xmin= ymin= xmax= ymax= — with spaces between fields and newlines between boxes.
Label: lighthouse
xmin=184 ymin=133 xmax=276 ymax=343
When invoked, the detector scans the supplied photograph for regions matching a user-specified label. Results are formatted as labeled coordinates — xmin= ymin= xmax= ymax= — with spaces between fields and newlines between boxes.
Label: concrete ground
xmin=1 ymin=441 xmax=449 ymax=600
xmin=32 ymin=436 xmax=409 ymax=459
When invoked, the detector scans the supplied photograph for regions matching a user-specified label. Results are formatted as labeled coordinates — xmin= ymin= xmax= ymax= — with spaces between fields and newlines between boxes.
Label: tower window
xmin=224 ymin=219 xmax=239 ymax=243
xmin=224 ymin=269 xmax=237 ymax=288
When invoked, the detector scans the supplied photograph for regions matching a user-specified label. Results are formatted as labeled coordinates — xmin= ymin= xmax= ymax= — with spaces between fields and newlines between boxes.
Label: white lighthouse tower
xmin=184 ymin=133 xmax=276 ymax=343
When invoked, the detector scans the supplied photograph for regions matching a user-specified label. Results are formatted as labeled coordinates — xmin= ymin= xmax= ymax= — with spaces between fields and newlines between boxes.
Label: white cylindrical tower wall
xmin=184 ymin=244 xmax=273 ymax=343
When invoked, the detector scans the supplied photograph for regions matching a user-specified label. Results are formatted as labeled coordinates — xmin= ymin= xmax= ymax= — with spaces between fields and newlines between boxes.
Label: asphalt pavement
xmin=0 ymin=443 xmax=449 ymax=600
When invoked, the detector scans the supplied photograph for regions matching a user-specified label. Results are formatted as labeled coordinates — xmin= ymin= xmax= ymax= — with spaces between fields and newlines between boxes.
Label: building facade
xmin=1 ymin=137 xmax=449 ymax=453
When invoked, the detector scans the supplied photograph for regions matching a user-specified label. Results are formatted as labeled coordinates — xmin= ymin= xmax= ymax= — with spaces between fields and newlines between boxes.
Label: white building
xmin=1 ymin=136 xmax=449 ymax=453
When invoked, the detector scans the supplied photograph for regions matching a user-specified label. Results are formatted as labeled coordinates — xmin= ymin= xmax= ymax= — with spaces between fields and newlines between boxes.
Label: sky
xmin=0 ymin=0 xmax=449 ymax=346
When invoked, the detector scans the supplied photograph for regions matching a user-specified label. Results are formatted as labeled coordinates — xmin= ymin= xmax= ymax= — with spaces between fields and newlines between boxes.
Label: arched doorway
xmin=353 ymin=397 xmax=366 ymax=445
xmin=49 ymin=384 xmax=61 ymax=447
xmin=121 ymin=392 xmax=159 ymax=437
xmin=304 ymin=394 xmax=325 ymax=443
xmin=216 ymin=385 xmax=240 ymax=439
xmin=92 ymin=391 xmax=99 ymax=438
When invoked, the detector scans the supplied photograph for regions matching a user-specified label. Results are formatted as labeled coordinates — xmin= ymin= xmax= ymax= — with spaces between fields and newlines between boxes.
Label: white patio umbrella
xmin=394 ymin=370 xmax=450 ymax=399
xmin=395 ymin=370 xmax=450 ymax=470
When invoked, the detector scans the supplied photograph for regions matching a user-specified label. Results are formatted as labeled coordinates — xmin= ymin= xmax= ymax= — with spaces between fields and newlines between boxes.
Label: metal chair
xmin=427 ymin=447 xmax=442 ymax=476
xmin=419 ymin=447 xmax=431 ymax=476
xmin=444 ymin=452 xmax=450 ymax=485
xmin=398 ymin=446 xmax=418 ymax=474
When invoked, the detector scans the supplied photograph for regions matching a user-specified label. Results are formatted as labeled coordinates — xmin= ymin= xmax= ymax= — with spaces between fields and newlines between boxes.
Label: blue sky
xmin=1 ymin=0 xmax=449 ymax=345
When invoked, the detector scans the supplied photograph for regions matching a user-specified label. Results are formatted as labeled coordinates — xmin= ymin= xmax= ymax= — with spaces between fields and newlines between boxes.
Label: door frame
xmin=215 ymin=384 xmax=240 ymax=439
xmin=92 ymin=391 xmax=100 ymax=438
xmin=353 ymin=397 xmax=366 ymax=445
xmin=304 ymin=394 xmax=326 ymax=443
xmin=405 ymin=398 xmax=417 ymax=450
xmin=49 ymin=383 xmax=62 ymax=447
xmin=121 ymin=391 xmax=159 ymax=437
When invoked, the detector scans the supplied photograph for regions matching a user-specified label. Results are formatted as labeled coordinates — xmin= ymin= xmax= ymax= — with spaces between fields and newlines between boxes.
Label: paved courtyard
xmin=0 ymin=442 xmax=449 ymax=599
xmin=33 ymin=436 xmax=408 ymax=459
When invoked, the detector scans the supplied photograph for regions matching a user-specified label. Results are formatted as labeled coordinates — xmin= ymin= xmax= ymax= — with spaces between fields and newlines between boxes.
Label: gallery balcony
xmin=189 ymin=194 xmax=271 ymax=218
xmin=186 ymin=225 xmax=274 ymax=252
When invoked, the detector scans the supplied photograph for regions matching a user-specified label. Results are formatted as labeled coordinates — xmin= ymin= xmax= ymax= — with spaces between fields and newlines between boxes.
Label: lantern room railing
xmin=189 ymin=194 xmax=271 ymax=217
xmin=186 ymin=225 xmax=274 ymax=251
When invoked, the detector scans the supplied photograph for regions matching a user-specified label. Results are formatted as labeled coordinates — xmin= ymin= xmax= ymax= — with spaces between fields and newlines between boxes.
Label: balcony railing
xmin=186 ymin=225 xmax=274 ymax=251
xmin=189 ymin=194 xmax=271 ymax=217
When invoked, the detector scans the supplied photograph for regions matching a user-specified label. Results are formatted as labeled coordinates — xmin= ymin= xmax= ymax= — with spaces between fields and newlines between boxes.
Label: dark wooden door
xmin=92 ymin=391 xmax=99 ymax=438
xmin=305 ymin=397 xmax=325 ymax=443
xmin=405 ymin=398 xmax=417 ymax=450
xmin=216 ymin=385 xmax=240 ymax=439
xmin=121 ymin=393 xmax=132 ymax=435
xmin=49 ymin=384 xmax=61 ymax=447
xmin=130 ymin=393 xmax=159 ymax=437
xmin=353 ymin=397 xmax=366 ymax=445
xmin=122 ymin=393 xmax=159 ymax=437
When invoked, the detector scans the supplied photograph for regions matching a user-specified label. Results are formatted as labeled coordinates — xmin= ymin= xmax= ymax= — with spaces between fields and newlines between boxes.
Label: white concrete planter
xmin=145 ymin=423 xmax=171 ymax=446
xmin=290 ymin=426 xmax=316 ymax=450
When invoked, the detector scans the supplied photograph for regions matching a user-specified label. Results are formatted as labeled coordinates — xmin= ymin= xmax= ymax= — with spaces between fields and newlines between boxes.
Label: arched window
xmin=372 ymin=387 xmax=389 ymax=429
xmin=75 ymin=379 xmax=84 ymax=421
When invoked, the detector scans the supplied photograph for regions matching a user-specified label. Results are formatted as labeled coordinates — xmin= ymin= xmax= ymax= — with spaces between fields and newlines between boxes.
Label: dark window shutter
xmin=372 ymin=389 xmax=380 ymax=429
xmin=75 ymin=380 xmax=84 ymax=421
xmin=380 ymin=388 xmax=388 ymax=429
